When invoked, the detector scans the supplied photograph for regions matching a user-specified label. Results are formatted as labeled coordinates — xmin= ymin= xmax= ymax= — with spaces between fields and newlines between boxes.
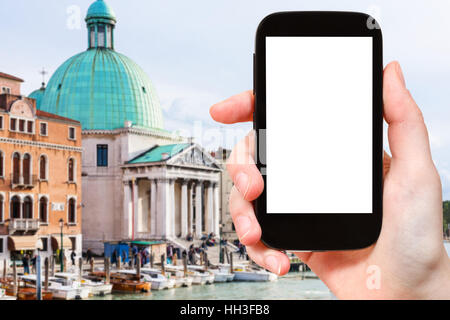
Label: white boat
xmin=117 ymin=269 xmax=175 ymax=290
xmin=142 ymin=266 xmax=193 ymax=287
xmin=185 ymin=266 xmax=215 ymax=284
xmin=210 ymin=268 xmax=235 ymax=282
xmin=54 ymin=272 xmax=113 ymax=296
xmin=21 ymin=275 xmax=90 ymax=300
xmin=166 ymin=265 xmax=209 ymax=285
xmin=230 ymin=264 xmax=277 ymax=282
xmin=0 ymin=288 xmax=16 ymax=301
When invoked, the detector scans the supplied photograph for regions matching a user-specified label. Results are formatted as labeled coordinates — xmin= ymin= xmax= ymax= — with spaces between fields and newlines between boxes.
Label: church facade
xmin=30 ymin=0 xmax=221 ymax=254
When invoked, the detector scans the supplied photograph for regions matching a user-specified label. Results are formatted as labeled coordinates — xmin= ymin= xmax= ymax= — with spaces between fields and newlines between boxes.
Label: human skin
xmin=209 ymin=61 xmax=450 ymax=299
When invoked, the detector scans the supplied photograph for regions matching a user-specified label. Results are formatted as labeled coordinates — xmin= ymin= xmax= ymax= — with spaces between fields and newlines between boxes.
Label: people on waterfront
xmin=131 ymin=245 xmax=138 ymax=266
xmin=209 ymin=61 xmax=450 ymax=299
xmin=30 ymin=254 xmax=37 ymax=274
xmin=167 ymin=245 xmax=173 ymax=264
xmin=186 ymin=233 xmax=193 ymax=242
xmin=86 ymin=248 xmax=93 ymax=264
xmin=22 ymin=254 xmax=30 ymax=275
xmin=188 ymin=246 xmax=196 ymax=265
xmin=238 ymin=244 xmax=246 ymax=259
xmin=122 ymin=250 xmax=127 ymax=267
xmin=71 ymin=250 xmax=76 ymax=266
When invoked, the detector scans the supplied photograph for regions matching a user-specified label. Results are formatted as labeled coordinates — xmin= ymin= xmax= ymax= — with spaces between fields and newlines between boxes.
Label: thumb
xmin=383 ymin=61 xmax=432 ymax=165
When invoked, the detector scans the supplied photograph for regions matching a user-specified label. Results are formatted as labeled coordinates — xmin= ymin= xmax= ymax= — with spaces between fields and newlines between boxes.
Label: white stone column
xmin=150 ymin=179 xmax=157 ymax=236
xmin=168 ymin=179 xmax=176 ymax=237
xmin=181 ymin=180 xmax=188 ymax=238
xmin=19 ymin=198 xmax=23 ymax=219
xmin=188 ymin=182 xmax=194 ymax=236
xmin=195 ymin=181 xmax=203 ymax=238
xmin=132 ymin=179 xmax=139 ymax=239
xmin=156 ymin=178 xmax=167 ymax=238
xmin=123 ymin=181 xmax=132 ymax=239
xmin=213 ymin=182 xmax=220 ymax=236
xmin=206 ymin=183 xmax=214 ymax=234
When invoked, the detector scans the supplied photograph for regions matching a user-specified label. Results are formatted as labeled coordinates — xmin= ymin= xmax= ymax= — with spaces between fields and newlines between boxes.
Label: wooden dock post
xmin=63 ymin=255 xmax=67 ymax=272
xmin=183 ymin=255 xmax=187 ymax=277
xmin=204 ymin=252 xmax=208 ymax=271
xmin=2 ymin=259 xmax=6 ymax=279
xmin=36 ymin=255 xmax=42 ymax=300
xmin=225 ymin=246 xmax=229 ymax=264
xmin=136 ymin=255 xmax=141 ymax=280
xmin=229 ymin=252 xmax=234 ymax=274
xmin=12 ymin=260 xmax=17 ymax=297
xmin=90 ymin=257 xmax=94 ymax=273
xmin=117 ymin=253 xmax=121 ymax=270
xmin=161 ymin=254 xmax=165 ymax=276
xmin=200 ymin=251 xmax=204 ymax=267
xmin=105 ymin=258 xmax=110 ymax=284
xmin=150 ymin=253 xmax=154 ymax=268
xmin=44 ymin=257 xmax=49 ymax=292
xmin=50 ymin=256 xmax=55 ymax=276
xmin=78 ymin=257 xmax=83 ymax=283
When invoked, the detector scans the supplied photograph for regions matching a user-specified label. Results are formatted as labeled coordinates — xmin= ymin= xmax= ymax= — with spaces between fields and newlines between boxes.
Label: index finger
xmin=209 ymin=90 xmax=254 ymax=124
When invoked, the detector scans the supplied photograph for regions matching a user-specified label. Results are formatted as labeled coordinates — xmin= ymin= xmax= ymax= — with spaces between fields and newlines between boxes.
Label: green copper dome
xmin=29 ymin=84 xmax=45 ymax=109
xmin=86 ymin=0 xmax=116 ymax=22
xmin=38 ymin=0 xmax=164 ymax=131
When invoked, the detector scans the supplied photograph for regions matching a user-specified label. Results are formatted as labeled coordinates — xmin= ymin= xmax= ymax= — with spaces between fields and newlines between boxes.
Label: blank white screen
xmin=266 ymin=37 xmax=372 ymax=214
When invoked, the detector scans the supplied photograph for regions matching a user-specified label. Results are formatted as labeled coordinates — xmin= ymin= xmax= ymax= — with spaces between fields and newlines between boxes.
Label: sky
xmin=1 ymin=0 xmax=450 ymax=199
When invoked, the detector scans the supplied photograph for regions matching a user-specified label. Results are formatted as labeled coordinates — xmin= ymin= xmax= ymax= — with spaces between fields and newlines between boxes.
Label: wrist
xmin=402 ymin=253 xmax=450 ymax=300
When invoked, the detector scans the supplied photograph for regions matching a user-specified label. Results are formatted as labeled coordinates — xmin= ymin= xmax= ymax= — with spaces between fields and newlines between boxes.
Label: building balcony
xmin=10 ymin=174 xmax=38 ymax=189
xmin=8 ymin=218 xmax=40 ymax=235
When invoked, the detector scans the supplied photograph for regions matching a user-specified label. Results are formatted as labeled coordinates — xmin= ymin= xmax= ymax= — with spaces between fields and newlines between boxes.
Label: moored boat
xmin=117 ymin=269 xmax=175 ymax=290
xmin=21 ymin=275 xmax=90 ymax=300
xmin=89 ymin=271 xmax=151 ymax=293
xmin=54 ymin=272 xmax=113 ymax=297
xmin=186 ymin=265 xmax=216 ymax=284
xmin=230 ymin=264 xmax=277 ymax=282
xmin=166 ymin=265 xmax=208 ymax=285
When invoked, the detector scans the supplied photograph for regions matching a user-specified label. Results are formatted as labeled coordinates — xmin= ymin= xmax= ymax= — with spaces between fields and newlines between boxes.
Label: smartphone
xmin=253 ymin=12 xmax=383 ymax=251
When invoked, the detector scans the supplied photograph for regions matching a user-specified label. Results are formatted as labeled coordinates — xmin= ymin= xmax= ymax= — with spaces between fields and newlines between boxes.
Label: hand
xmin=210 ymin=61 xmax=450 ymax=299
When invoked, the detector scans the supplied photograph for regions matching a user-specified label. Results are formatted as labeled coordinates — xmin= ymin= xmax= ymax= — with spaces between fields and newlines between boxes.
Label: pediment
xmin=168 ymin=144 xmax=221 ymax=170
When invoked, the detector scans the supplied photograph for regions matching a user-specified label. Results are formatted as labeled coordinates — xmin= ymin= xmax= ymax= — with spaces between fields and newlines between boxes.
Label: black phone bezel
xmin=253 ymin=11 xmax=383 ymax=251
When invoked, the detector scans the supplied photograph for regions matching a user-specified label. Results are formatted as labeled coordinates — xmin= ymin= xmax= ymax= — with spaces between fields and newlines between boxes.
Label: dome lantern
xmin=35 ymin=0 xmax=164 ymax=131
xmin=85 ymin=0 xmax=117 ymax=50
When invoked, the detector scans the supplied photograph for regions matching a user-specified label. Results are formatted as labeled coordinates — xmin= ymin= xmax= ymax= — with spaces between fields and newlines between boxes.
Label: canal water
xmin=90 ymin=272 xmax=335 ymax=300
xmin=91 ymin=243 xmax=450 ymax=300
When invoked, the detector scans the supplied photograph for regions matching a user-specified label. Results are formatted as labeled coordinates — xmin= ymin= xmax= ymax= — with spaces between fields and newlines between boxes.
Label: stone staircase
xmin=167 ymin=237 xmax=244 ymax=265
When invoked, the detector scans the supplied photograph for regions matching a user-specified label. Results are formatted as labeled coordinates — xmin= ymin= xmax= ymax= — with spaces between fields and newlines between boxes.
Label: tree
xmin=443 ymin=201 xmax=450 ymax=234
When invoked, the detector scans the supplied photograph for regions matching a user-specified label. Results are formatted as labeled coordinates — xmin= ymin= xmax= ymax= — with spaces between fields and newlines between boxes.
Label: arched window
xmin=0 ymin=194 xmax=3 ymax=223
xmin=39 ymin=155 xmax=47 ymax=180
xmin=23 ymin=196 xmax=32 ymax=219
xmin=98 ymin=25 xmax=105 ymax=47
xmin=39 ymin=197 xmax=48 ymax=223
xmin=12 ymin=153 xmax=20 ymax=184
xmin=68 ymin=158 xmax=75 ymax=182
xmin=11 ymin=196 xmax=20 ymax=219
xmin=68 ymin=198 xmax=76 ymax=224
xmin=0 ymin=151 xmax=4 ymax=177
xmin=23 ymin=154 xmax=31 ymax=185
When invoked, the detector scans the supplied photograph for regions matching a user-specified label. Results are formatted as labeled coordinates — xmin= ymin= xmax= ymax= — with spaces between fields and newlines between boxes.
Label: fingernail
xmin=395 ymin=62 xmax=406 ymax=87
xmin=265 ymin=255 xmax=281 ymax=275
xmin=235 ymin=172 xmax=250 ymax=198
xmin=235 ymin=215 xmax=252 ymax=240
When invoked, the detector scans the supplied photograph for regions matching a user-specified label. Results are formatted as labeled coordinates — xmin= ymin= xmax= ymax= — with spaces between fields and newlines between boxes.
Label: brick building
xmin=0 ymin=72 xmax=82 ymax=268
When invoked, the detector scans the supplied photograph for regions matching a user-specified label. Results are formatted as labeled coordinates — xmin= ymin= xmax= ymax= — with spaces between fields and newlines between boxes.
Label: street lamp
xmin=59 ymin=218 xmax=64 ymax=272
